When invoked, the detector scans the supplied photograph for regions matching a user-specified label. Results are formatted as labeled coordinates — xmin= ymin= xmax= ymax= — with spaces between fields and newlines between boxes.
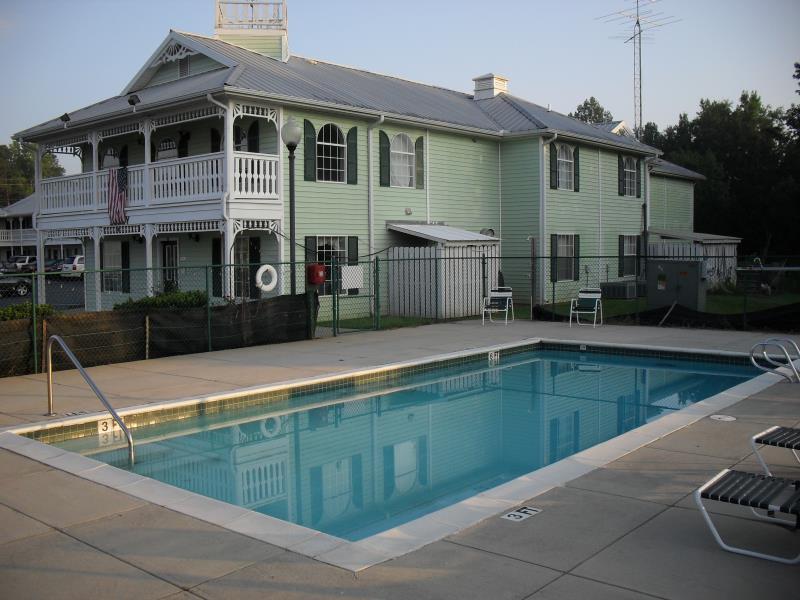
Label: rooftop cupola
xmin=472 ymin=74 xmax=508 ymax=101
xmin=214 ymin=0 xmax=289 ymax=61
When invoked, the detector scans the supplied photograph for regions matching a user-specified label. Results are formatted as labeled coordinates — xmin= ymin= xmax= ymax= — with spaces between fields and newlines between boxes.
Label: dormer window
xmin=156 ymin=138 xmax=177 ymax=161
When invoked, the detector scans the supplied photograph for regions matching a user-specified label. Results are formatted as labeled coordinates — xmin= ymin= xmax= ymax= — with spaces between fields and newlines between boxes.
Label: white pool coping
xmin=0 ymin=337 xmax=791 ymax=572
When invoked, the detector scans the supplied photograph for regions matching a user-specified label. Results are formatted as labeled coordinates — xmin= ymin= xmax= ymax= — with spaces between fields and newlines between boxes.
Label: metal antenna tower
xmin=597 ymin=0 xmax=680 ymax=140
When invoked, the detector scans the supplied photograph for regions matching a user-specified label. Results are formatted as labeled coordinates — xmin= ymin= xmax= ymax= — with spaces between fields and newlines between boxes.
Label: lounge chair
xmin=569 ymin=288 xmax=603 ymax=328
xmin=695 ymin=469 xmax=800 ymax=564
xmin=482 ymin=287 xmax=514 ymax=325
xmin=751 ymin=425 xmax=800 ymax=476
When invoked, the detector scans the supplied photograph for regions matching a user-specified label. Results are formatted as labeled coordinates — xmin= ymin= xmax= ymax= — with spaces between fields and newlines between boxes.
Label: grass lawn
xmin=706 ymin=292 xmax=800 ymax=314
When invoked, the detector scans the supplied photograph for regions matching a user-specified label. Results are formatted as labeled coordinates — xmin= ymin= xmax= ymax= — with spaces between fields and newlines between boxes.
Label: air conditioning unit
xmin=600 ymin=281 xmax=638 ymax=300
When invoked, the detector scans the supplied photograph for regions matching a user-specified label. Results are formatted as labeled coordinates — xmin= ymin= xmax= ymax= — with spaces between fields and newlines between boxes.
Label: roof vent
xmin=472 ymin=74 xmax=508 ymax=101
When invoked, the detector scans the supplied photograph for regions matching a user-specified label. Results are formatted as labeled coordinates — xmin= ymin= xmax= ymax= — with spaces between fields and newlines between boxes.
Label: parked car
xmin=0 ymin=276 xmax=31 ymax=297
xmin=45 ymin=258 xmax=65 ymax=273
xmin=8 ymin=256 xmax=37 ymax=273
xmin=60 ymin=255 xmax=85 ymax=278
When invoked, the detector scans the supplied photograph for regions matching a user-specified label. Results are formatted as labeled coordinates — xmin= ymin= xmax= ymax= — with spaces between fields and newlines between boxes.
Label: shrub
xmin=0 ymin=303 xmax=55 ymax=321
xmin=113 ymin=290 xmax=208 ymax=311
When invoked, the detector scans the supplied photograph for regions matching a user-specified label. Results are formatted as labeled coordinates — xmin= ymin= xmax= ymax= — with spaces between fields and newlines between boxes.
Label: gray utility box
xmin=646 ymin=260 xmax=707 ymax=311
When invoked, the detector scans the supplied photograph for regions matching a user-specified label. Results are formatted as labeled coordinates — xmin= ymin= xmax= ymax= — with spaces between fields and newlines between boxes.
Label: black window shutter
xmin=304 ymin=236 xmax=316 ymax=263
xmin=346 ymin=127 xmax=358 ymax=185
xmin=573 ymin=146 xmax=580 ymax=192
xmin=303 ymin=120 xmax=316 ymax=181
xmin=99 ymin=241 xmax=105 ymax=292
xmin=549 ymin=143 xmax=558 ymax=189
xmin=618 ymin=235 xmax=625 ymax=277
xmin=573 ymin=236 xmax=580 ymax=282
xmin=379 ymin=131 xmax=390 ymax=187
xmin=247 ymin=122 xmax=259 ymax=153
xmin=636 ymin=158 xmax=642 ymax=198
xmin=618 ymin=154 xmax=625 ymax=196
xmin=347 ymin=236 xmax=359 ymax=295
xmin=121 ymin=241 xmax=130 ymax=293
xmin=415 ymin=136 xmax=425 ymax=189
xmin=550 ymin=234 xmax=558 ymax=283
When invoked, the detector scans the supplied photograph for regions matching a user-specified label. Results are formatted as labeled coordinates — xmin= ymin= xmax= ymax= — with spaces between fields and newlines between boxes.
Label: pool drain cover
xmin=710 ymin=414 xmax=737 ymax=422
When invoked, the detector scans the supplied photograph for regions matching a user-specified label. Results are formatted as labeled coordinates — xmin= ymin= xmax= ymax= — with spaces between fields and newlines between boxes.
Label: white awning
xmin=387 ymin=223 xmax=499 ymax=245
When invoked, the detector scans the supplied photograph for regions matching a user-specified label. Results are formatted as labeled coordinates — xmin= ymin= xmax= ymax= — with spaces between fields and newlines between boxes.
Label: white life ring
xmin=255 ymin=264 xmax=278 ymax=292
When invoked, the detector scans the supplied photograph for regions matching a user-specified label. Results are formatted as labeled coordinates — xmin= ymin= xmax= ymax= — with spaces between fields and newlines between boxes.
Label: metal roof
xmin=15 ymin=29 xmax=661 ymax=155
xmin=650 ymin=228 xmax=740 ymax=243
xmin=0 ymin=194 xmax=37 ymax=217
xmin=387 ymin=223 xmax=499 ymax=244
xmin=649 ymin=158 xmax=706 ymax=181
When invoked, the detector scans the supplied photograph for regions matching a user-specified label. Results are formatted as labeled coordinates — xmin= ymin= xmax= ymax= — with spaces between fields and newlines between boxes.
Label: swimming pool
xmin=50 ymin=346 xmax=758 ymax=542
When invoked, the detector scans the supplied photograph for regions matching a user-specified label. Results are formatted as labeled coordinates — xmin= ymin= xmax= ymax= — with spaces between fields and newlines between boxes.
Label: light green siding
xmin=499 ymin=139 xmax=539 ymax=297
xmin=428 ymin=132 xmax=500 ymax=235
xmin=650 ymin=174 xmax=694 ymax=233
xmin=146 ymin=54 xmax=224 ymax=88
xmin=216 ymin=32 xmax=285 ymax=60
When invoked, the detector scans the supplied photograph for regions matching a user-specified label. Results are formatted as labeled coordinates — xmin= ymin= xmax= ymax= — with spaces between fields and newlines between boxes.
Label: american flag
xmin=108 ymin=167 xmax=128 ymax=225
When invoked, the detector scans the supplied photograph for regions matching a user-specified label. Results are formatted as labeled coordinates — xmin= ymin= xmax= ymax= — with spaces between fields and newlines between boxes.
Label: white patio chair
xmin=482 ymin=287 xmax=514 ymax=325
xmin=569 ymin=288 xmax=603 ymax=328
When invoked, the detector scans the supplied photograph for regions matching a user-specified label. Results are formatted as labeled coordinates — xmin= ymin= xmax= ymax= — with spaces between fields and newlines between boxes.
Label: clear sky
xmin=1 ymin=0 xmax=798 ymax=152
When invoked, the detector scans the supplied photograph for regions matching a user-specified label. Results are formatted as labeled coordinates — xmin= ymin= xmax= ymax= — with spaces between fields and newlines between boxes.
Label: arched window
xmin=101 ymin=147 xmax=119 ymax=169
xmin=247 ymin=121 xmax=259 ymax=153
xmin=316 ymin=124 xmax=345 ymax=182
xmin=623 ymin=156 xmax=637 ymax=197
xmin=390 ymin=134 xmax=415 ymax=188
xmin=556 ymin=144 xmax=574 ymax=191
xmin=156 ymin=138 xmax=177 ymax=161
xmin=210 ymin=129 xmax=221 ymax=153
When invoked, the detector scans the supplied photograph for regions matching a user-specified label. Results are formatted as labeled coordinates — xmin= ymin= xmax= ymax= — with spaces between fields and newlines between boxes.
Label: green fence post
xmin=206 ymin=265 xmax=212 ymax=352
xmin=434 ymin=254 xmax=440 ymax=321
xmin=31 ymin=274 xmax=38 ymax=375
xmin=374 ymin=257 xmax=381 ymax=330
xmin=332 ymin=256 xmax=338 ymax=337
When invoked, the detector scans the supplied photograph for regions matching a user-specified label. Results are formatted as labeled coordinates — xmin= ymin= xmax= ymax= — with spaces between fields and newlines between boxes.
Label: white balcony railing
xmin=41 ymin=172 xmax=94 ymax=213
xmin=98 ymin=165 xmax=146 ymax=209
xmin=0 ymin=229 xmax=37 ymax=245
xmin=152 ymin=153 xmax=224 ymax=204
xmin=233 ymin=152 xmax=279 ymax=199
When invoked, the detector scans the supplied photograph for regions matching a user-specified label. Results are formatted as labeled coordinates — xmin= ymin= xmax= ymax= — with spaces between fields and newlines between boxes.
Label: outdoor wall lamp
xmin=281 ymin=116 xmax=302 ymax=295
xmin=59 ymin=113 xmax=70 ymax=128
xmin=128 ymin=95 xmax=141 ymax=112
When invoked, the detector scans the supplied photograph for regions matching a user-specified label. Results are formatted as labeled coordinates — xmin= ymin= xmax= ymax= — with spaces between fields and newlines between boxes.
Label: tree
xmin=0 ymin=141 xmax=64 ymax=207
xmin=569 ymin=97 xmax=613 ymax=124
xmin=641 ymin=122 xmax=664 ymax=148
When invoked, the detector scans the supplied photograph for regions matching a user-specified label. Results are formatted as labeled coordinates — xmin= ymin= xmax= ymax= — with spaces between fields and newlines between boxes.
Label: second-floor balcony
xmin=0 ymin=228 xmax=37 ymax=245
xmin=39 ymin=151 xmax=279 ymax=215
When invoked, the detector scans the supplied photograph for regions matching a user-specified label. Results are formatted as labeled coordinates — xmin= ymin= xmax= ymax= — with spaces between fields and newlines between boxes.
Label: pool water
xmin=55 ymin=349 xmax=757 ymax=540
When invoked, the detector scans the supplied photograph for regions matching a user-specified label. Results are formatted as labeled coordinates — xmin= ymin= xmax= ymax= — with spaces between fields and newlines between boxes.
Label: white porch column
xmin=223 ymin=219 xmax=236 ymax=299
xmin=144 ymin=224 xmax=154 ymax=296
xmin=91 ymin=132 xmax=99 ymax=212
xmin=143 ymin=119 xmax=152 ymax=207
xmin=35 ymin=231 xmax=46 ymax=305
xmin=93 ymin=227 xmax=102 ymax=312
xmin=225 ymin=100 xmax=235 ymax=202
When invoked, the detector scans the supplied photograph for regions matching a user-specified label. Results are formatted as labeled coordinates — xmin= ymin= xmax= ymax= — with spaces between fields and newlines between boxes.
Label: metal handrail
xmin=749 ymin=340 xmax=800 ymax=383
xmin=46 ymin=335 xmax=135 ymax=465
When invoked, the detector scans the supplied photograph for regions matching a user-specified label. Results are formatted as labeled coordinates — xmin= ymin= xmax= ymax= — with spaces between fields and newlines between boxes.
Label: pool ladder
xmin=46 ymin=335 xmax=135 ymax=465
xmin=749 ymin=338 xmax=800 ymax=383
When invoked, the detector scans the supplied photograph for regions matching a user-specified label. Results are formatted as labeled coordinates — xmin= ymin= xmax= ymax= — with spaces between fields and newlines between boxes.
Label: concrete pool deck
xmin=0 ymin=320 xmax=798 ymax=598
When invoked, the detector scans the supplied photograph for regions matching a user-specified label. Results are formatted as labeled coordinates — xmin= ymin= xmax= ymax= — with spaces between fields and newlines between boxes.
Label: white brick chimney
xmin=472 ymin=74 xmax=509 ymax=101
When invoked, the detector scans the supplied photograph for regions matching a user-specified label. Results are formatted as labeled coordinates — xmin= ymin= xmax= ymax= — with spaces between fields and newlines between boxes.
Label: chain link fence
xmin=2 ymin=254 xmax=799 ymax=378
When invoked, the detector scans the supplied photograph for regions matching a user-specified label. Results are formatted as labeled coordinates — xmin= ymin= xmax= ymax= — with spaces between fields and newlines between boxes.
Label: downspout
xmin=206 ymin=93 xmax=231 ymax=222
xmin=538 ymin=132 xmax=557 ymax=305
xmin=643 ymin=156 xmax=657 ymax=265
xmin=367 ymin=114 xmax=385 ymax=257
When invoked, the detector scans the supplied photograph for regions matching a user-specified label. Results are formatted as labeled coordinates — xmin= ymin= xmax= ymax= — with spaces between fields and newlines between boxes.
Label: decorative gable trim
xmin=121 ymin=31 xmax=238 ymax=95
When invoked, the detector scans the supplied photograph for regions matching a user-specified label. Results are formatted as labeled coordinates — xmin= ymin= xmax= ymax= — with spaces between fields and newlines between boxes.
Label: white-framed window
xmin=556 ymin=144 xmax=574 ymax=191
xmin=315 ymin=235 xmax=348 ymax=295
xmin=101 ymin=147 xmax=119 ymax=169
xmin=556 ymin=234 xmax=576 ymax=282
xmin=390 ymin=134 xmax=415 ymax=188
xmin=622 ymin=235 xmax=638 ymax=276
xmin=316 ymin=124 xmax=346 ymax=183
xmin=156 ymin=138 xmax=177 ymax=161
xmin=102 ymin=240 xmax=122 ymax=292
xmin=623 ymin=156 xmax=637 ymax=197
